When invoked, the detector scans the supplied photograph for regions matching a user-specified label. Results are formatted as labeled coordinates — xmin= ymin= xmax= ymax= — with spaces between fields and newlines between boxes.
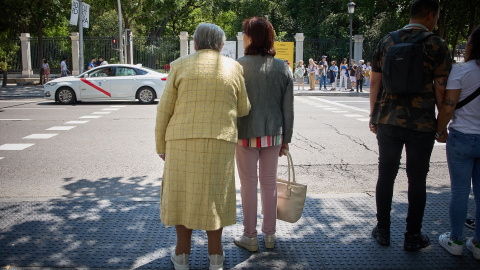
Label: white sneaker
xmin=209 ymin=252 xmax=225 ymax=270
xmin=264 ymin=234 xmax=276 ymax=249
xmin=467 ymin=238 xmax=480 ymax=259
xmin=171 ymin=250 xmax=189 ymax=270
xmin=234 ymin=235 xmax=258 ymax=252
xmin=438 ymin=232 xmax=463 ymax=256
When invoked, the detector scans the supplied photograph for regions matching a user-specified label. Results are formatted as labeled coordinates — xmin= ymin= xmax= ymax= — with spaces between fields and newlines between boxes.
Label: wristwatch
xmin=435 ymin=132 xmax=443 ymax=138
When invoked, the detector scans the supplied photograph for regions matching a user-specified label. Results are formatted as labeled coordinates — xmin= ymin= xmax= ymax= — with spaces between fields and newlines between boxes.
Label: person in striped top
xmin=234 ymin=17 xmax=294 ymax=252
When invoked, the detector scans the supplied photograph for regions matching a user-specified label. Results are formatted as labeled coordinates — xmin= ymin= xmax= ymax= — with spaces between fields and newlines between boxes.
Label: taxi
xmin=44 ymin=64 xmax=168 ymax=104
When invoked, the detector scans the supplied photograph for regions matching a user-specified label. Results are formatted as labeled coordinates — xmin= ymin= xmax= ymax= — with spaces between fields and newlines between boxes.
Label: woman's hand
xmin=435 ymin=128 xmax=448 ymax=143
xmin=279 ymin=143 xmax=289 ymax=157
xmin=369 ymin=123 xmax=377 ymax=134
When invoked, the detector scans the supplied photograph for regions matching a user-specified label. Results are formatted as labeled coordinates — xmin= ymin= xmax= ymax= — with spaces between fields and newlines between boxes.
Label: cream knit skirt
xmin=160 ymin=138 xmax=236 ymax=230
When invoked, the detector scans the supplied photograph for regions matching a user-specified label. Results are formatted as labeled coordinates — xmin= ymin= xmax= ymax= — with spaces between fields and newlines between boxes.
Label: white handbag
xmin=276 ymin=150 xmax=307 ymax=223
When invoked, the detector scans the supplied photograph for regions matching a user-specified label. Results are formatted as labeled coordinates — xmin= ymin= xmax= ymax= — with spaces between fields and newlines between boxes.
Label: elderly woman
xmin=155 ymin=23 xmax=250 ymax=270
xmin=294 ymin=60 xmax=305 ymax=90
xmin=307 ymin=58 xmax=317 ymax=90
xmin=234 ymin=17 xmax=294 ymax=252
xmin=437 ymin=25 xmax=480 ymax=260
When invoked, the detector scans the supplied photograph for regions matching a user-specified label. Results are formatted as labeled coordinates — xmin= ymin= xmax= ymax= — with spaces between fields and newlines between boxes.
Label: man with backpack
xmin=369 ymin=0 xmax=452 ymax=251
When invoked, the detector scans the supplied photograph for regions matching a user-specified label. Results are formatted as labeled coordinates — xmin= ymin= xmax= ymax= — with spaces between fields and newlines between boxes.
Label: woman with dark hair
xmin=437 ymin=25 xmax=480 ymax=260
xmin=156 ymin=23 xmax=250 ymax=270
xmin=234 ymin=17 xmax=294 ymax=252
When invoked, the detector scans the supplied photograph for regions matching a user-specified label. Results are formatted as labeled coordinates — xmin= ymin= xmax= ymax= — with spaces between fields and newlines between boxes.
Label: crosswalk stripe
xmin=0 ymin=119 xmax=32 ymax=121
xmin=65 ymin=121 xmax=89 ymax=124
xmin=0 ymin=144 xmax=35 ymax=150
xmin=46 ymin=126 xmax=76 ymax=131
xmin=23 ymin=134 xmax=58 ymax=139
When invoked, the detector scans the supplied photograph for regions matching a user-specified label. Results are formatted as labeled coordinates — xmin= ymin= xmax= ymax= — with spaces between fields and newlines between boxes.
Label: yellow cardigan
xmin=155 ymin=50 xmax=251 ymax=154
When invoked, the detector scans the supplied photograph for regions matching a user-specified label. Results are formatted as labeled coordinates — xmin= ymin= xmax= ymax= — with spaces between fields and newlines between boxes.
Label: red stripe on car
xmin=80 ymin=78 xmax=111 ymax=97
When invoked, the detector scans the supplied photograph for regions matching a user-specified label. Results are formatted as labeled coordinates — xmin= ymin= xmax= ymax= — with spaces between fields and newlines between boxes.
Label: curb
xmin=294 ymin=91 xmax=369 ymax=97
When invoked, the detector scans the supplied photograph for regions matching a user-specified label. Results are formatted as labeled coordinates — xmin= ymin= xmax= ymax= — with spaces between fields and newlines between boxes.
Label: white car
xmin=44 ymin=64 xmax=167 ymax=104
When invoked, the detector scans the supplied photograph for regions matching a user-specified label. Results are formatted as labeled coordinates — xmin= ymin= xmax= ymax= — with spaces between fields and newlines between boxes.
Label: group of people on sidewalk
xmin=369 ymin=0 xmax=480 ymax=261
xmin=294 ymin=55 xmax=371 ymax=92
xmin=155 ymin=18 xmax=293 ymax=270
xmin=154 ymin=1 xmax=479 ymax=269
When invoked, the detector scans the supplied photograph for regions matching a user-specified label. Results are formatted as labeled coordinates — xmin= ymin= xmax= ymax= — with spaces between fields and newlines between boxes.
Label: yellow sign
xmin=274 ymin=42 xmax=294 ymax=72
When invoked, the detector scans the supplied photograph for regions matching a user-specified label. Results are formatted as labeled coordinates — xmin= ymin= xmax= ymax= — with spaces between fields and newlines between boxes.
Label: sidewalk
xmin=0 ymin=191 xmax=478 ymax=269
xmin=0 ymin=85 xmax=45 ymax=98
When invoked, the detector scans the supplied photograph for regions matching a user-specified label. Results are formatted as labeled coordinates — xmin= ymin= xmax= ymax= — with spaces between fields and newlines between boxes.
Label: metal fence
xmin=7 ymin=38 xmax=22 ymax=74
xmin=30 ymin=37 xmax=72 ymax=74
xmin=303 ymin=38 xmax=349 ymax=64
xmin=84 ymin=36 xmax=119 ymax=68
xmin=133 ymin=36 xmax=180 ymax=72
xmin=9 ymin=35 xmax=355 ymax=75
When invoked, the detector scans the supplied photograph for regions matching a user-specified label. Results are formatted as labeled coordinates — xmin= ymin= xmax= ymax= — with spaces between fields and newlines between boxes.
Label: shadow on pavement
xmin=0 ymin=178 xmax=478 ymax=269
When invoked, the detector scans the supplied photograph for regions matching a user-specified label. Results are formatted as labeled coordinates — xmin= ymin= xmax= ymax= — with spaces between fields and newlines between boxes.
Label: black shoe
xmin=404 ymin=232 xmax=430 ymax=251
xmin=372 ymin=226 xmax=390 ymax=246
xmin=465 ymin=218 xmax=475 ymax=229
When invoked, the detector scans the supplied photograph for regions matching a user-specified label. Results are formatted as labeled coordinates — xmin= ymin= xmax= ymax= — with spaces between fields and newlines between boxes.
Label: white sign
xmin=189 ymin=41 xmax=237 ymax=58
xmin=69 ymin=0 xmax=79 ymax=25
xmin=221 ymin=41 xmax=236 ymax=59
xmin=81 ymin=3 xmax=90 ymax=28
xmin=69 ymin=0 xmax=90 ymax=28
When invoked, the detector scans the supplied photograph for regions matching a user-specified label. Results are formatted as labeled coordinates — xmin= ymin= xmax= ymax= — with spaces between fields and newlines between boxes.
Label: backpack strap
xmin=390 ymin=30 xmax=434 ymax=45
xmin=390 ymin=31 xmax=402 ymax=44
xmin=413 ymin=31 xmax=434 ymax=44
xmin=456 ymin=86 xmax=480 ymax=110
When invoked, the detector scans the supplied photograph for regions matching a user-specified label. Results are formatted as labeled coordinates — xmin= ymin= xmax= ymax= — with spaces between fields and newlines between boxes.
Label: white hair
xmin=193 ymin=23 xmax=226 ymax=52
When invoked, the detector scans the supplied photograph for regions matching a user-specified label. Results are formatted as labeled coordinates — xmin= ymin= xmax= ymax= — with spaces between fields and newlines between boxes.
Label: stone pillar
xmin=19 ymin=33 xmax=33 ymax=77
xmin=294 ymin=33 xmax=305 ymax=66
xmin=70 ymin=32 xmax=80 ymax=76
xmin=179 ymin=31 xmax=189 ymax=57
xmin=189 ymin=40 xmax=195 ymax=54
xmin=237 ymin=32 xmax=244 ymax=59
xmin=354 ymin=34 xmax=364 ymax=63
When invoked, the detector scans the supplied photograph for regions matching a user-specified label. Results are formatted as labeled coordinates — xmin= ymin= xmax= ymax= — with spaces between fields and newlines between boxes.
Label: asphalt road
xmin=0 ymin=95 xmax=450 ymax=201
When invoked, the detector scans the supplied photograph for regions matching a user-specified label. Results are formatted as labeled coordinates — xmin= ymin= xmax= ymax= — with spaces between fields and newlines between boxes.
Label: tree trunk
xmin=451 ymin=29 xmax=460 ymax=60
xmin=37 ymin=24 xmax=43 ymax=70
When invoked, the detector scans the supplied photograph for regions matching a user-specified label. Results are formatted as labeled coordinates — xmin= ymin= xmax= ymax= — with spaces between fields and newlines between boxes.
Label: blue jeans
xmin=319 ymin=75 xmax=327 ymax=89
xmin=375 ymin=124 xmax=435 ymax=233
xmin=447 ymin=128 xmax=480 ymax=242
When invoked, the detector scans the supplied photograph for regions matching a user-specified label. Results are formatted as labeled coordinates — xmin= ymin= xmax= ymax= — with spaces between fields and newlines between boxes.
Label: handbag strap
xmin=284 ymin=150 xmax=296 ymax=186
xmin=456 ymin=85 xmax=480 ymax=110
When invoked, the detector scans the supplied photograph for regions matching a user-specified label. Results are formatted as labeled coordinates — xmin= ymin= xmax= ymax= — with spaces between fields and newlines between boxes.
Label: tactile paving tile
xmin=0 ymin=192 xmax=478 ymax=269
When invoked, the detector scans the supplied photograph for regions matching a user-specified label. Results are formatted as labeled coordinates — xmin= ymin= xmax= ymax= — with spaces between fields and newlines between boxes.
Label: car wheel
xmin=56 ymin=87 xmax=76 ymax=104
xmin=137 ymin=87 xmax=156 ymax=104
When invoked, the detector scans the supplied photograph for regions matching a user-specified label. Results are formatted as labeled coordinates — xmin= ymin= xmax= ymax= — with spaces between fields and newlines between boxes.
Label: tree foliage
xmin=0 ymin=0 xmax=479 ymax=64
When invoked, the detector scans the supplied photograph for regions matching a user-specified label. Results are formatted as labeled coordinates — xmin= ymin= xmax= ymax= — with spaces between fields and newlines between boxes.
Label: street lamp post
xmin=348 ymin=2 xmax=356 ymax=64
xmin=117 ymin=0 xmax=124 ymax=64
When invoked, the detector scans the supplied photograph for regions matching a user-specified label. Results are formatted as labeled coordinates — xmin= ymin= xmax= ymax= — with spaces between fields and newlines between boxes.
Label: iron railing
xmin=132 ymin=36 xmax=180 ymax=72
xmin=303 ymin=38 xmax=349 ymax=64
xmin=7 ymin=38 xmax=22 ymax=74
xmin=30 ymin=37 xmax=72 ymax=74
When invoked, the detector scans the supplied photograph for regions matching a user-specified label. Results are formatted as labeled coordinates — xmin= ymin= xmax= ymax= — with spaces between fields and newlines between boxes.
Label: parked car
xmin=44 ymin=64 xmax=167 ymax=104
